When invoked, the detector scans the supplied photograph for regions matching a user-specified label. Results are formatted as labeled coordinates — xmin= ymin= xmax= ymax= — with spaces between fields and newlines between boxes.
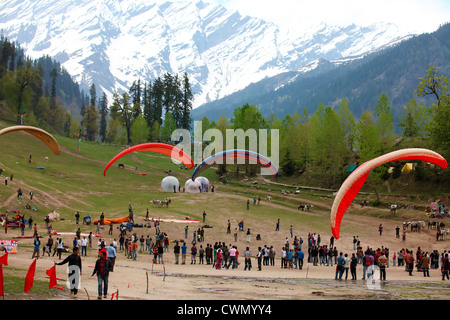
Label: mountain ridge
xmin=0 ymin=0 xmax=412 ymax=109
xmin=192 ymin=23 xmax=450 ymax=122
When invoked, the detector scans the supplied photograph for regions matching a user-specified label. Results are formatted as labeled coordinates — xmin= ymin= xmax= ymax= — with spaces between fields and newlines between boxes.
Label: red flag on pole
xmin=0 ymin=253 xmax=8 ymax=299
xmin=46 ymin=263 xmax=57 ymax=289
xmin=0 ymin=265 xmax=4 ymax=298
xmin=24 ymin=259 xmax=37 ymax=293
xmin=0 ymin=253 xmax=8 ymax=266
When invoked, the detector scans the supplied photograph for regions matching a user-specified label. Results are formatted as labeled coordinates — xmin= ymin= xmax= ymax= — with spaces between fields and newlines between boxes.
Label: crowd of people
xmin=82 ymin=212 xmax=450 ymax=283
xmin=3 ymin=202 xmax=450 ymax=300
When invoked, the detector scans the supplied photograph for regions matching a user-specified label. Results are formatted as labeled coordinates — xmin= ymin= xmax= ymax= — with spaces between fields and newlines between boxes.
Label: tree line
xmin=0 ymin=35 xmax=88 ymax=135
xmin=0 ymin=35 xmax=194 ymax=145
xmin=196 ymin=65 xmax=449 ymax=190
xmin=82 ymin=72 xmax=193 ymax=145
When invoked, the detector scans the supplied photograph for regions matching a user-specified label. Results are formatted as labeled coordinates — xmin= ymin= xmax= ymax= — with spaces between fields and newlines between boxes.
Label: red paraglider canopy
xmin=103 ymin=143 xmax=194 ymax=176
xmin=330 ymin=148 xmax=447 ymax=239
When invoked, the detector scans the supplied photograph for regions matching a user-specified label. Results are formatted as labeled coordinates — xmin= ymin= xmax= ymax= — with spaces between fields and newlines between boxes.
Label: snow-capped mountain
xmin=0 ymin=0 xmax=412 ymax=107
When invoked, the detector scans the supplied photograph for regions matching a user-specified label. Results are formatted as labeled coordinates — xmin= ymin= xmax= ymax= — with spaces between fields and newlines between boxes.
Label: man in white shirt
xmin=81 ymin=237 xmax=88 ymax=256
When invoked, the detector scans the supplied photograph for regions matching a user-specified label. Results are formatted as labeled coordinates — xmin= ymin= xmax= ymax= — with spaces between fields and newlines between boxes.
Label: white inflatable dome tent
xmin=161 ymin=176 xmax=180 ymax=193
xmin=196 ymin=176 xmax=210 ymax=192
xmin=185 ymin=179 xmax=201 ymax=193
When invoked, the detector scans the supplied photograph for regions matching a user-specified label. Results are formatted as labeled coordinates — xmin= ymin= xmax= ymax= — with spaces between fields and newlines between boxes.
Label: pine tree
xmin=89 ymin=83 xmax=97 ymax=107
xmin=151 ymin=77 xmax=164 ymax=125
xmin=82 ymin=104 xmax=99 ymax=141
xmin=143 ymin=82 xmax=153 ymax=131
xmin=99 ymin=92 xmax=108 ymax=142
xmin=181 ymin=72 xmax=193 ymax=130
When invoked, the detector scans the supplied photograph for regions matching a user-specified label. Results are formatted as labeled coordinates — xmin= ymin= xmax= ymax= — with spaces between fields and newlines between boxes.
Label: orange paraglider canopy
xmin=93 ymin=216 xmax=130 ymax=225
xmin=330 ymin=148 xmax=447 ymax=239
xmin=0 ymin=125 xmax=61 ymax=155
xmin=103 ymin=142 xmax=194 ymax=176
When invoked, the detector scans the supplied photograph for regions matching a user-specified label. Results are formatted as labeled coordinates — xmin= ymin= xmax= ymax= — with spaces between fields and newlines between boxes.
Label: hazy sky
xmin=218 ymin=0 xmax=450 ymax=34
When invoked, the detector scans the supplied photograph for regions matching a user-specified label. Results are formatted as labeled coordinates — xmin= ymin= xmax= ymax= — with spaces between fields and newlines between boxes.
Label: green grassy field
xmin=1 ymin=121 xmax=450 ymax=299
xmin=1 ymin=120 xmax=447 ymax=238
xmin=0 ymin=120 xmax=337 ymax=239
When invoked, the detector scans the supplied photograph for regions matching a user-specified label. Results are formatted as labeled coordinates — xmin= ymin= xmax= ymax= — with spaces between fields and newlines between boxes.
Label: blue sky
xmin=217 ymin=0 xmax=450 ymax=34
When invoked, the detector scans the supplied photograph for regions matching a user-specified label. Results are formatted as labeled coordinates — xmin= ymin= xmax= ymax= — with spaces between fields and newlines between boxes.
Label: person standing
xmin=297 ymin=249 xmax=304 ymax=270
xmin=20 ymin=220 xmax=25 ymax=236
xmin=131 ymin=240 xmax=138 ymax=261
xmin=420 ymin=253 xmax=430 ymax=277
xmin=335 ymin=252 xmax=345 ymax=280
xmin=91 ymin=250 xmax=112 ymax=299
xmin=378 ymin=252 xmax=388 ymax=280
xmin=181 ymin=242 xmax=187 ymax=264
xmin=215 ymin=249 xmax=223 ymax=270
xmin=442 ymin=253 xmax=450 ymax=280
xmin=246 ymin=228 xmax=251 ymax=243
xmin=405 ymin=250 xmax=415 ymax=276
xmin=257 ymin=247 xmax=263 ymax=271
xmin=46 ymin=235 xmax=54 ymax=257
xmin=199 ymin=245 xmax=205 ymax=264
xmin=275 ymin=219 xmax=280 ymax=231
xmin=350 ymin=253 xmax=358 ymax=280
xmin=191 ymin=244 xmax=197 ymax=264
xmin=81 ymin=237 xmax=87 ymax=256
xmin=243 ymin=247 xmax=252 ymax=271
xmin=174 ymin=241 xmax=180 ymax=264
xmin=158 ymin=243 xmax=164 ymax=264
xmin=57 ymin=246 xmax=82 ymax=298
xmin=105 ymin=244 xmax=117 ymax=271
xmin=228 ymin=246 xmax=237 ymax=269
xmin=31 ymin=235 xmax=40 ymax=260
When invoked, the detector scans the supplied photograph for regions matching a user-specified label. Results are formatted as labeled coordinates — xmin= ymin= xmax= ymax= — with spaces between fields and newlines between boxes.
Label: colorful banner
xmin=0 ymin=240 xmax=18 ymax=254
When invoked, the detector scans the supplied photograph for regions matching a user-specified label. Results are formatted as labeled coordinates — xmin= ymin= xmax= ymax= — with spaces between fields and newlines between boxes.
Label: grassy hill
xmin=1 ymin=121 xmax=449 ymax=299
xmin=0 ymin=120 xmax=448 ymax=235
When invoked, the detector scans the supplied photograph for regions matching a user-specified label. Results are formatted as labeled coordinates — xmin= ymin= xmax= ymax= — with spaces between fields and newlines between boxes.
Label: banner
xmin=431 ymin=202 xmax=438 ymax=211
xmin=0 ymin=240 xmax=18 ymax=254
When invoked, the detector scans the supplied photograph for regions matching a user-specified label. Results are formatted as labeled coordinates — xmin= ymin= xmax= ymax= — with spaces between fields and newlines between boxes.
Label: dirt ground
xmin=3 ymin=207 xmax=450 ymax=302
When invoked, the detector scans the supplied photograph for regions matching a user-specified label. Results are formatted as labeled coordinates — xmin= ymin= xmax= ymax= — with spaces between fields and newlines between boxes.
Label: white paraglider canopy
xmin=161 ymin=176 xmax=180 ymax=193
xmin=185 ymin=179 xmax=201 ymax=193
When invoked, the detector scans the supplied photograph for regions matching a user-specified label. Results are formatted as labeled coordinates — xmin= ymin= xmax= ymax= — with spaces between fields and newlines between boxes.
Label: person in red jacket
xmin=92 ymin=250 xmax=112 ymax=299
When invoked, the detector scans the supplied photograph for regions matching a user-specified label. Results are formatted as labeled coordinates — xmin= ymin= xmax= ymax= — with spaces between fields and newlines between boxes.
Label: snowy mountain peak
xmin=0 ymin=0 xmax=412 ymax=107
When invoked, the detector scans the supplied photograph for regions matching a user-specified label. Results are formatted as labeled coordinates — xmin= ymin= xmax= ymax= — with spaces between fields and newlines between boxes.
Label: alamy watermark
xmin=67 ymin=265 xmax=81 ymax=290
xmin=170 ymin=121 xmax=279 ymax=175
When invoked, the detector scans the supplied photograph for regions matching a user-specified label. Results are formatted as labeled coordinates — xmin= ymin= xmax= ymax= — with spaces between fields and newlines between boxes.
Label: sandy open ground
xmin=3 ymin=213 xmax=450 ymax=302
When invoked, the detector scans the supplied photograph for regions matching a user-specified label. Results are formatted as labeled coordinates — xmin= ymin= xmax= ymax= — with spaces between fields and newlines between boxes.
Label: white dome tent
xmin=185 ymin=179 xmax=201 ymax=193
xmin=161 ymin=176 xmax=180 ymax=193
xmin=196 ymin=176 xmax=210 ymax=192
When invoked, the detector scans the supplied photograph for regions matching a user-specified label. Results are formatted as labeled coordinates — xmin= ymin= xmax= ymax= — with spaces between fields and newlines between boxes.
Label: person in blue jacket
xmin=181 ymin=242 xmax=187 ymax=264
xmin=297 ymin=249 xmax=304 ymax=270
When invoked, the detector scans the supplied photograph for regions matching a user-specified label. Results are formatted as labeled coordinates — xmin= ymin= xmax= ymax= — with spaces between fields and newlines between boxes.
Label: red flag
xmin=0 ymin=265 xmax=4 ymax=298
xmin=24 ymin=259 xmax=36 ymax=293
xmin=46 ymin=264 xmax=57 ymax=289
xmin=0 ymin=253 xmax=8 ymax=266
